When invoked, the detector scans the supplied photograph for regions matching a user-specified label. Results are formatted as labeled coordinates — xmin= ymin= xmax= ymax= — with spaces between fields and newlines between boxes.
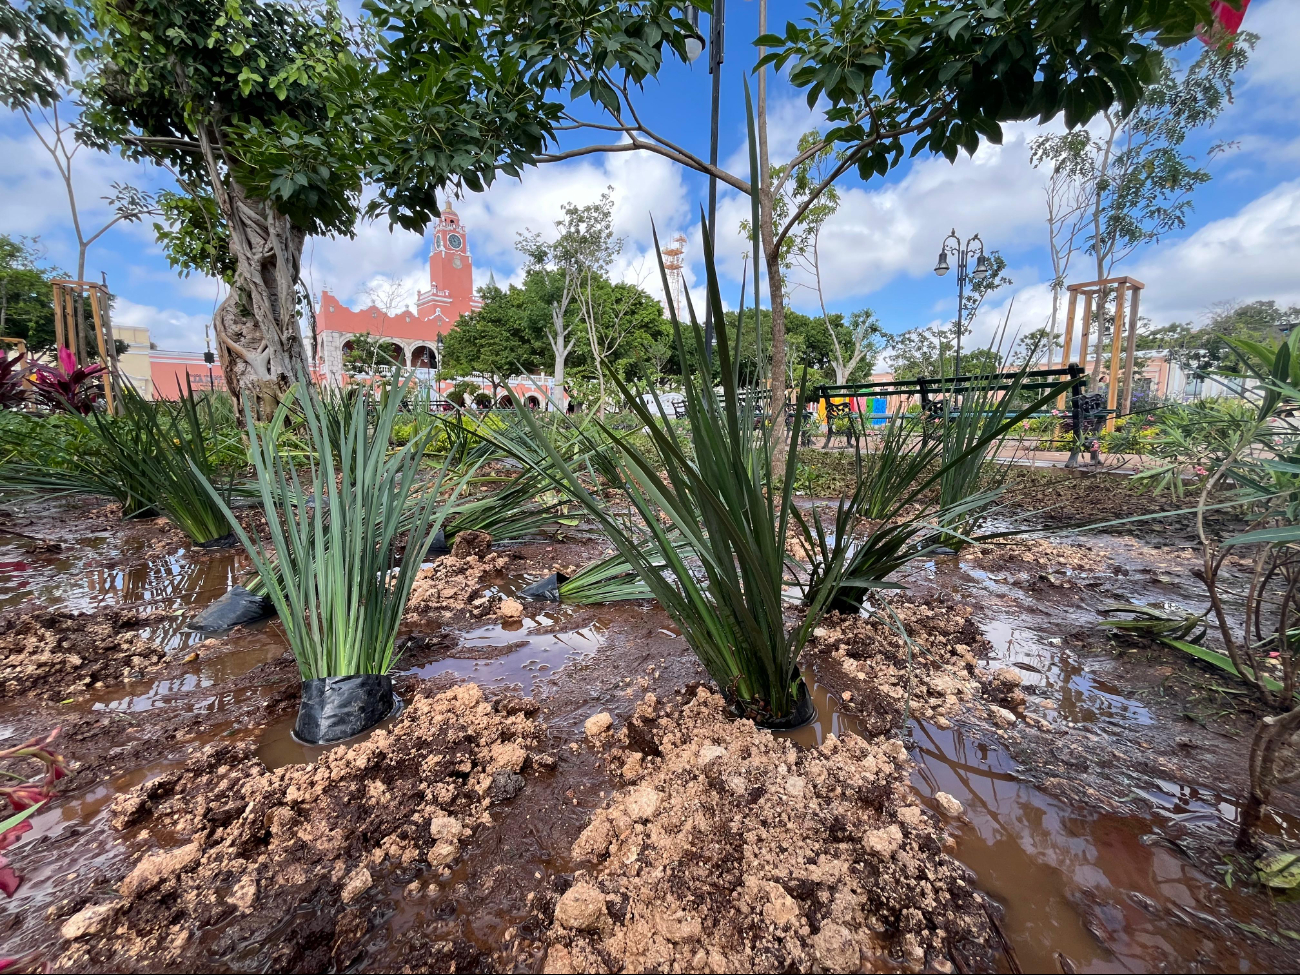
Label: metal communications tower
xmin=661 ymin=233 xmax=687 ymax=318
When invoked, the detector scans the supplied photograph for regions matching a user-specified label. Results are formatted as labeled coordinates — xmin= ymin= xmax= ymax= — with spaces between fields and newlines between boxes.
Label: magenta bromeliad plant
xmin=30 ymin=347 xmax=106 ymax=413
xmin=0 ymin=729 xmax=67 ymax=899
xmin=0 ymin=350 xmax=30 ymax=409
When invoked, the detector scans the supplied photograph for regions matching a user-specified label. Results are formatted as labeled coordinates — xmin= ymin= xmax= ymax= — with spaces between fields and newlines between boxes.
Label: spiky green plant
xmin=0 ymin=377 xmax=242 ymax=540
xmin=196 ymin=375 xmax=469 ymax=680
xmin=509 ymin=213 xmax=843 ymax=722
xmin=558 ymin=534 xmax=695 ymax=605
xmin=795 ymin=369 xmax=1068 ymax=614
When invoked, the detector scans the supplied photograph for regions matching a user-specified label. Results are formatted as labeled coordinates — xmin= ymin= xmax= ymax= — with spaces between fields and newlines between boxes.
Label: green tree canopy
xmin=0 ymin=234 xmax=62 ymax=351
xmin=441 ymin=269 xmax=668 ymax=395
xmin=73 ymin=0 xmax=699 ymax=411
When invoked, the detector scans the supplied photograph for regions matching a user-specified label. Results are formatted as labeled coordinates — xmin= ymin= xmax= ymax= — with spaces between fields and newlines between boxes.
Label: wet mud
xmin=1 ymin=482 xmax=1298 ymax=973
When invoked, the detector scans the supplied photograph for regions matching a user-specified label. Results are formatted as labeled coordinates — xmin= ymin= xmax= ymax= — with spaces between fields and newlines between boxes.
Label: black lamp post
xmin=933 ymin=229 xmax=989 ymax=380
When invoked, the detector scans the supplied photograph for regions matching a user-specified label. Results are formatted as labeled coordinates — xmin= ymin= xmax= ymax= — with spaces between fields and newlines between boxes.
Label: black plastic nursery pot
xmin=520 ymin=571 xmax=569 ymax=602
xmin=294 ymin=674 xmax=404 ymax=746
xmin=197 ymin=532 xmax=239 ymax=549
xmin=187 ymin=585 xmax=277 ymax=632
xmin=727 ymin=678 xmax=816 ymax=731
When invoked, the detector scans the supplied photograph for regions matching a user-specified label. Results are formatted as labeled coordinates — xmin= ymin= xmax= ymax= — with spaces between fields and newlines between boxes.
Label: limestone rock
xmin=340 ymin=866 xmax=372 ymax=904
xmin=119 ymin=842 xmax=202 ymax=899
xmin=554 ymin=883 xmax=608 ymax=931
xmin=60 ymin=903 xmax=116 ymax=940
xmin=935 ymin=792 xmax=964 ymax=818
xmin=812 ymin=921 xmax=860 ymax=972
xmin=625 ymin=787 xmax=660 ymax=823
xmin=584 ymin=712 xmax=613 ymax=737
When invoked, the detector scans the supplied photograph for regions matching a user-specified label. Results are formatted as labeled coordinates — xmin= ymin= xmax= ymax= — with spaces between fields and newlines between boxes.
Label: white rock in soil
xmin=429 ymin=816 xmax=461 ymax=841
xmin=625 ymin=787 xmax=661 ymax=823
xmin=554 ymin=883 xmax=608 ymax=931
xmin=935 ymin=791 xmax=964 ymax=818
xmin=989 ymin=705 xmax=1017 ymax=727
xmin=812 ymin=921 xmax=861 ymax=971
xmin=697 ymin=744 xmax=728 ymax=765
xmin=865 ymin=824 xmax=904 ymax=858
xmin=60 ymin=902 xmax=116 ymax=940
xmin=340 ymin=866 xmax=372 ymax=904
xmin=584 ymin=712 xmax=613 ymax=737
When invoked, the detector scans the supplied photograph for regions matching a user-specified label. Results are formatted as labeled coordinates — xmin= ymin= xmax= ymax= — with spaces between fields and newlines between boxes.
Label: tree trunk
xmin=212 ymin=183 xmax=311 ymax=418
xmin=755 ymin=0 xmax=786 ymax=412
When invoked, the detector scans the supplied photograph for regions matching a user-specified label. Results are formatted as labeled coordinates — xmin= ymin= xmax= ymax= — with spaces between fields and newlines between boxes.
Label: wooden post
xmin=67 ymin=288 xmax=86 ymax=365
xmin=52 ymin=284 xmax=66 ymax=350
xmin=88 ymin=285 xmax=116 ymax=415
xmin=1057 ymin=289 xmax=1079 ymax=409
xmin=1078 ymin=292 xmax=1093 ymax=381
xmin=97 ymin=286 xmax=125 ymax=404
xmin=1106 ymin=281 xmax=1127 ymax=433
xmin=1122 ymin=284 xmax=1142 ymax=415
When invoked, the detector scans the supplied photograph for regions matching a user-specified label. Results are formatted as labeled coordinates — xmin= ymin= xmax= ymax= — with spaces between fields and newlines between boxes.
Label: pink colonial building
xmin=317 ymin=208 xmax=483 ymax=385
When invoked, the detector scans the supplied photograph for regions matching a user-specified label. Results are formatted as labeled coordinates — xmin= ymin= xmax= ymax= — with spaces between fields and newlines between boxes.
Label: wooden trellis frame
xmin=1057 ymin=275 xmax=1145 ymax=432
xmin=51 ymin=279 xmax=122 ymax=414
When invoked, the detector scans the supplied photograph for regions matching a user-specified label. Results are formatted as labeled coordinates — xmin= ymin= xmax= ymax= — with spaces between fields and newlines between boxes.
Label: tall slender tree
xmin=1030 ymin=37 xmax=1251 ymax=379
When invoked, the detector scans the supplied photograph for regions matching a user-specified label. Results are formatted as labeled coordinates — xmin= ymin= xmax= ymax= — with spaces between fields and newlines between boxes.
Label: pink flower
xmin=1194 ymin=466 xmax=1208 ymax=476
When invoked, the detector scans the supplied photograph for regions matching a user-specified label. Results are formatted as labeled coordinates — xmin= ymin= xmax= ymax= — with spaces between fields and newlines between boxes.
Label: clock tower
xmin=426 ymin=209 xmax=474 ymax=317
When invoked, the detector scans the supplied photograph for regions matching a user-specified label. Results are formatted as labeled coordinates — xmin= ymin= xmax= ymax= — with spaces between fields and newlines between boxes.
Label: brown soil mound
xmin=407 ymin=551 xmax=510 ymax=620
xmin=965 ymin=537 xmax=1111 ymax=576
xmin=806 ymin=597 xmax=990 ymax=734
xmin=0 ymin=607 xmax=168 ymax=700
xmin=52 ymin=683 xmax=548 ymax=973
xmin=542 ymin=689 xmax=992 ymax=974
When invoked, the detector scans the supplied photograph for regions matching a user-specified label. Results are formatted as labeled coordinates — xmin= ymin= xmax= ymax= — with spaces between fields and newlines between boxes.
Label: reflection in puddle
xmin=257 ymin=698 xmax=405 ymax=770
xmin=784 ymin=673 xmax=1299 ymax=973
xmin=0 ymin=522 xmax=249 ymax=653
xmin=982 ymin=618 xmax=1153 ymax=726
xmin=405 ymin=621 xmax=606 ymax=693
xmin=89 ymin=627 xmax=289 ymax=714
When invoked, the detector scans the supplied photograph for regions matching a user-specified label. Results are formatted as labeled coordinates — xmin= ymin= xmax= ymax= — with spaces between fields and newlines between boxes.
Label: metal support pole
xmin=954 ymin=256 xmax=965 ymax=381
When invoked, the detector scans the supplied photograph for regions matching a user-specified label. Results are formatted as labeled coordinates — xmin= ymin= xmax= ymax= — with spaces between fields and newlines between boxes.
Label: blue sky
xmin=2 ymin=0 xmax=1298 ymax=357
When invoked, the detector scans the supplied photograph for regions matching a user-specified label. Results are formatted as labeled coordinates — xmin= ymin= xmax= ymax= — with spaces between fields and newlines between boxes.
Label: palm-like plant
xmin=198 ymin=374 xmax=468 ymax=682
xmin=0 ymin=378 xmax=242 ymax=535
xmin=0 ymin=349 xmax=30 ymax=409
xmin=512 ymin=218 xmax=841 ymax=724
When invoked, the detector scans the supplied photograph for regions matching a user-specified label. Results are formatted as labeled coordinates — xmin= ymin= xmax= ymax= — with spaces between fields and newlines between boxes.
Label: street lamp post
xmin=933 ymin=229 xmax=989 ymax=380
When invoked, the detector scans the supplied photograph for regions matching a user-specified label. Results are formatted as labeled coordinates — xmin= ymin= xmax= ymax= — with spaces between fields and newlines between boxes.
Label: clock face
xmin=447 ymin=232 xmax=463 ymax=251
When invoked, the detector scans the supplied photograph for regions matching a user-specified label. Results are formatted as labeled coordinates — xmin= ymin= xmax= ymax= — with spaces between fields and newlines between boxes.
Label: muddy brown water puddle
xmin=784 ymin=674 xmax=1299 ymax=973
xmin=5 ymin=518 xmax=1299 ymax=972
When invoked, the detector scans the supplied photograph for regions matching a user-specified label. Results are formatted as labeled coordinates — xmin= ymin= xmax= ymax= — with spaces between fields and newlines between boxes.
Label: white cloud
xmin=114 ymin=295 xmax=215 ymax=352
xmin=962 ymin=178 xmax=1300 ymax=360
xmin=1132 ymin=177 xmax=1300 ymax=323
xmin=707 ymin=122 xmax=1057 ymax=314
xmin=1242 ymin=0 xmax=1300 ymax=99
xmin=303 ymin=146 xmax=695 ymax=315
